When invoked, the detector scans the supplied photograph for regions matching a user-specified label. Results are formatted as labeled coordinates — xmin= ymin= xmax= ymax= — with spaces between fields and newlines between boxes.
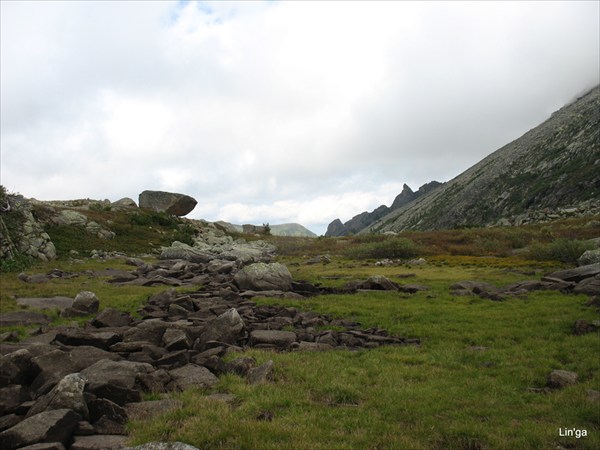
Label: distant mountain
xmin=361 ymin=86 xmax=600 ymax=233
xmin=324 ymin=181 xmax=441 ymax=236
xmin=270 ymin=223 xmax=317 ymax=237
xmin=215 ymin=221 xmax=317 ymax=237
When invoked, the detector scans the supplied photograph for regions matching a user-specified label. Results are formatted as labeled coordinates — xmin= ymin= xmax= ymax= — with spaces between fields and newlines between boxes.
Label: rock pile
xmin=0 ymin=259 xmax=418 ymax=449
xmin=451 ymin=262 xmax=600 ymax=300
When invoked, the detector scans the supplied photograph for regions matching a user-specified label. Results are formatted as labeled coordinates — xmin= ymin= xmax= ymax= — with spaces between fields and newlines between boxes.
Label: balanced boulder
xmin=138 ymin=191 xmax=197 ymax=216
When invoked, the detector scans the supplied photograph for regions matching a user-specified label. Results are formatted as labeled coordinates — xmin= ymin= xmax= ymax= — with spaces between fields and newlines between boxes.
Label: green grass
xmin=0 ymin=258 xmax=197 ymax=331
xmin=125 ymin=257 xmax=599 ymax=449
xmin=1 ymin=227 xmax=599 ymax=449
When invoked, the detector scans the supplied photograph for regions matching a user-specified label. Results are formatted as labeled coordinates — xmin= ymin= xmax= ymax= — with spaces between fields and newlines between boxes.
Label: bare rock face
xmin=138 ymin=190 xmax=197 ymax=216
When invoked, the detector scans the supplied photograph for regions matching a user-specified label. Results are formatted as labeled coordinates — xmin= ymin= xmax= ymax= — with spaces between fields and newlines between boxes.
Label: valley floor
xmin=1 ymin=254 xmax=598 ymax=449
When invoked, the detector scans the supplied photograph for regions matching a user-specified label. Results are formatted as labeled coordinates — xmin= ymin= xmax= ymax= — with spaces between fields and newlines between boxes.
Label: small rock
xmin=247 ymin=360 xmax=274 ymax=385
xmin=547 ymin=370 xmax=578 ymax=389
xmin=573 ymin=319 xmax=600 ymax=335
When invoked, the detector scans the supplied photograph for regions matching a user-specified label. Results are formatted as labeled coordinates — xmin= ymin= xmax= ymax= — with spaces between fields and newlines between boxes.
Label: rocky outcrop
xmin=138 ymin=191 xmax=197 ymax=217
xmin=0 ymin=195 xmax=57 ymax=262
xmin=49 ymin=209 xmax=115 ymax=240
xmin=325 ymin=219 xmax=347 ymax=237
xmin=365 ymin=86 xmax=600 ymax=232
xmin=159 ymin=222 xmax=276 ymax=265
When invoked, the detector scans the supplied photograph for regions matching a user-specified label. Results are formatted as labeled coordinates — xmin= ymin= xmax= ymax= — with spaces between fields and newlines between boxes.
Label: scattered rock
xmin=573 ymin=275 xmax=600 ymax=296
xmin=16 ymin=297 xmax=73 ymax=311
xmin=0 ymin=311 xmax=51 ymax=327
xmin=124 ymin=399 xmax=182 ymax=422
xmin=197 ymin=308 xmax=245 ymax=347
xmin=306 ymin=255 xmax=331 ymax=265
xmin=0 ymin=409 xmax=81 ymax=450
xmin=247 ymin=360 xmax=275 ymax=385
xmin=159 ymin=242 xmax=212 ymax=263
xmin=0 ymin=252 xmax=420 ymax=448
xmin=123 ymin=442 xmax=200 ymax=450
xmin=26 ymin=373 xmax=88 ymax=419
xmin=357 ymin=275 xmax=399 ymax=291
xmin=407 ymin=258 xmax=427 ymax=266
xmin=91 ymin=308 xmax=133 ymax=328
xmin=547 ymin=370 xmax=578 ymax=389
xmin=548 ymin=263 xmax=600 ymax=283
xmin=587 ymin=389 xmax=600 ymax=402
xmin=573 ymin=319 xmax=600 ymax=335
xmin=578 ymin=249 xmax=600 ymax=266
xmin=249 ymin=330 xmax=297 ymax=348
xmin=168 ymin=364 xmax=219 ymax=391
xmin=61 ymin=291 xmax=99 ymax=318
xmin=233 ymin=262 xmax=293 ymax=291
xmin=70 ymin=434 xmax=130 ymax=450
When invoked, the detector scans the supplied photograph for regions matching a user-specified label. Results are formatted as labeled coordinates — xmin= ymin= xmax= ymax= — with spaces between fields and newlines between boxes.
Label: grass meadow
xmin=1 ymin=218 xmax=599 ymax=449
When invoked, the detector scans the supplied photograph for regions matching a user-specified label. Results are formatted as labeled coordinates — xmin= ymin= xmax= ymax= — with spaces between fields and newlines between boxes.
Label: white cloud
xmin=1 ymin=0 xmax=598 ymax=235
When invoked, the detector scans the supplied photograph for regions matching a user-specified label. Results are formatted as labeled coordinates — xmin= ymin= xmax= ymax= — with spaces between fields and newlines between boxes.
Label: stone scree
xmin=0 ymin=259 xmax=419 ymax=449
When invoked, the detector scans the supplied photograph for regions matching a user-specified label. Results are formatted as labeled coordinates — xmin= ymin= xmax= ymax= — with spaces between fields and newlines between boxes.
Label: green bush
xmin=0 ymin=252 xmax=32 ymax=273
xmin=343 ymin=236 xmax=420 ymax=260
xmin=89 ymin=202 xmax=111 ymax=212
xmin=129 ymin=211 xmax=179 ymax=228
xmin=171 ymin=224 xmax=196 ymax=246
xmin=528 ymin=238 xmax=595 ymax=264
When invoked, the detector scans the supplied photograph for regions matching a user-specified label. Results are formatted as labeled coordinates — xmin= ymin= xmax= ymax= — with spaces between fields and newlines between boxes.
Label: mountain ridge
xmin=325 ymin=181 xmax=441 ymax=236
xmin=353 ymin=85 xmax=599 ymax=233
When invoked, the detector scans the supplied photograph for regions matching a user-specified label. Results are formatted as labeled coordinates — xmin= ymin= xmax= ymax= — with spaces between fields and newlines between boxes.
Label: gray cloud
xmin=1 ymin=1 xmax=598 ymax=235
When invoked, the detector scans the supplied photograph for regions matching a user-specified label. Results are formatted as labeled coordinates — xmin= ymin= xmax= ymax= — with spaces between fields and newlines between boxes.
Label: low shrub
xmin=171 ymin=224 xmax=196 ymax=246
xmin=129 ymin=211 xmax=179 ymax=228
xmin=527 ymin=238 xmax=595 ymax=264
xmin=343 ymin=237 xmax=420 ymax=260
xmin=0 ymin=252 xmax=32 ymax=273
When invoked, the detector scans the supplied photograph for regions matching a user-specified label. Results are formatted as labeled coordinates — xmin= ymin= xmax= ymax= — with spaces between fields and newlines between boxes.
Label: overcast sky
xmin=1 ymin=1 xmax=598 ymax=235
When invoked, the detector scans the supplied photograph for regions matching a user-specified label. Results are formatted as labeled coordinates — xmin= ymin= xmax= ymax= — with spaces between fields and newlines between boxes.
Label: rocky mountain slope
xmin=325 ymin=182 xmax=441 ymax=236
xmin=362 ymin=85 xmax=600 ymax=233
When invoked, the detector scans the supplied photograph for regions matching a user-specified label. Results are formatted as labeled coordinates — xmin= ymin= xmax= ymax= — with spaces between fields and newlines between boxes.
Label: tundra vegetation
xmin=0 ymin=207 xmax=598 ymax=450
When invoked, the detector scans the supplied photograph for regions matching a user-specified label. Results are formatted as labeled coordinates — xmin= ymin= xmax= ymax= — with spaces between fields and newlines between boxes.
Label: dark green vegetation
xmin=1 ymin=216 xmax=599 ymax=449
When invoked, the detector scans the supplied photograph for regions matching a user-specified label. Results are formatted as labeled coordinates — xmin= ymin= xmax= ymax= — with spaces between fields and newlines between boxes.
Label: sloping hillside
xmin=364 ymin=86 xmax=600 ymax=233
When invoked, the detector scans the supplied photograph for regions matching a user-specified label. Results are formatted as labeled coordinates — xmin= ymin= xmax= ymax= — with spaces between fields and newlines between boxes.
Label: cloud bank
xmin=1 ymin=1 xmax=598 ymax=234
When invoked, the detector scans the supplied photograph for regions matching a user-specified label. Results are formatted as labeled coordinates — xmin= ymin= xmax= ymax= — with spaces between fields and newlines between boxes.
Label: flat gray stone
xmin=0 ymin=311 xmax=51 ymax=327
xmin=70 ymin=434 xmax=130 ymax=450
xmin=16 ymin=297 xmax=73 ymax=311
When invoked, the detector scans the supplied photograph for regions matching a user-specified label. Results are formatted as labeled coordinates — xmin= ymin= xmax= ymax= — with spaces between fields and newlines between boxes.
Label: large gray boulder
xmin=168 ymin=364 xmax=218 ymax=391
xmin=138 ymin=190 xmax=197 ymax=216
xmin=197 ymin=308 xmax=245 ymax=346
xmin=26 ymin=373 xmax=88 ymax=419
xmin=579 ymin=249 xmax=600 ymax=266
xmin=233 ymin=262 xmax=293 ymax=291
xmin=60 ymin=291 xmax=99 ymax=318
xmin=0 ymin=409 xmax=81 ymax=450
